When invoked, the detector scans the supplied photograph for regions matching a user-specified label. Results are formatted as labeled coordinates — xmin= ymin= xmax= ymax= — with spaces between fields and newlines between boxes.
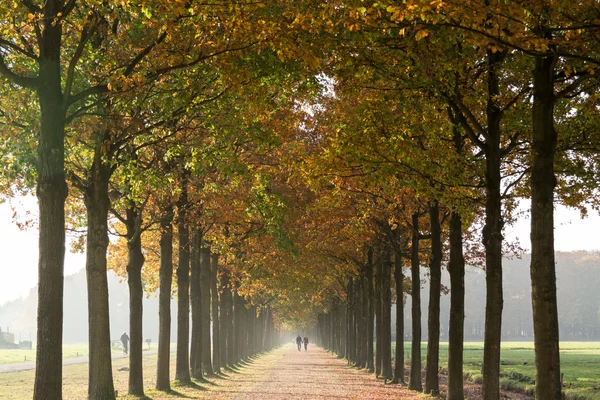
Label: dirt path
xmin=224 ymin=344 xmax=423 ymax=400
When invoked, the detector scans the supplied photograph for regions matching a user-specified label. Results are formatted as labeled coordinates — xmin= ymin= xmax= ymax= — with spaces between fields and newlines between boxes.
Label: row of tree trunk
xmin=316 ymin=205 xmax=466 ymax=399
xmin=154 ymin=199 xmax=281 ymax=393
xmin=112 ymin=175 xmax=283 ymax=396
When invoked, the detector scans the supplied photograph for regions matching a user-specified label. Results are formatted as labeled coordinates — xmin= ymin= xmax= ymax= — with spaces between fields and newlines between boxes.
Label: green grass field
xmin=394 ymin=341 xmax=600 ymax=400
xmin=0 ymin=349 xmax=281 ymax=399
xmin=0 ymin=343 xmax=125 ymax=364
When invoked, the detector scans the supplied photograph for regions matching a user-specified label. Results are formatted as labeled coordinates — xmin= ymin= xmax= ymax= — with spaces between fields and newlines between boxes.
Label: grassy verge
xmin=0 ymin=343 xmax=125 ymax=364
xmin=393 ymin=341 xmax=600 ymax=400
xmin=0 ymin=349 xmax=280 ymax=399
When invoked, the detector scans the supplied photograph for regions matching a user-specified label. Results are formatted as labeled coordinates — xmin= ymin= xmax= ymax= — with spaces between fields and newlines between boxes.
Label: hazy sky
xmin=1 ymin=196 xmax=599 ymax=305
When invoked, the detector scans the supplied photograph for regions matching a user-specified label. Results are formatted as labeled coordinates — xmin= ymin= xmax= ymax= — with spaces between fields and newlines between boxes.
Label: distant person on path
xmin=303 ymin=335 xmax=309 ymax=351
xmin=120 ymin=332 xmax=130 ymax=355
xmin=296 ymin=335 xmax=302 ymax=351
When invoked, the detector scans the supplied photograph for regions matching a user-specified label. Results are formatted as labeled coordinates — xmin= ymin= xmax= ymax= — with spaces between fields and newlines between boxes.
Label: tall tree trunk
xmin=393 ymin=246 xmax=405 ymax=384
xmin=531 ymin=50 xmax=561 ymax=400
xmin=175 ymin=177 xmax=191 ymax=383
xmin=190 ymin=230 xmax=203 ymax=380
xmin=156 ymin=206 xmax=174 ymax=391
xmin=223 ymin=273 xmax=234 ymax=366
xmin=360 ymin=271 xmax=369 ymax=368
xmin=220 ymin=272 xmax=230 ymax=366
xmin=200 ymin=242 xmax=213 ymax=374
xmin=83 ymin=157 xmax=115 ymax=399
xmin=409 ymin=213 xmax=422 ymax=391
xmin=426 ymin=201 xmax=442 ymax=395
xmin=211 ymin=253 xmax=221 ymax=373
xmin=367 ymin=249 xmax=375 ymax=372
xmin=125 ymin=206 xmax=145 ymax=396
xmin=347 ymin=279 xmax=355 ymax=365
xmin=482 ymin=49 xmax=505 ymax=400
xmin=447 ymin=211 xmax=465 ymax=400
xmin=375 ymin=257 xmax=383 ymax=377
xmin=340 ymin=301 xmax=347 ymax=359
xmin=234 ymin=291 xmax=244 ymax=361
xmin=382 ymin=252 xmax=393 ymax=380
xmin=355 ymin=275 xmax=363 ymax=366
xmin=248 ymin=306 xmax=255 ymax=357
xmin=261 ymin=308 xmax=269 ymax=352
xmin=32 ymin=3 xmax=68 ymax=398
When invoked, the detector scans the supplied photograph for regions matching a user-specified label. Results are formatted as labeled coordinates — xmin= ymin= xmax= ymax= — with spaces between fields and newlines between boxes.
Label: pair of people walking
xmin=295 ymin=335 xmax=309 ymax=351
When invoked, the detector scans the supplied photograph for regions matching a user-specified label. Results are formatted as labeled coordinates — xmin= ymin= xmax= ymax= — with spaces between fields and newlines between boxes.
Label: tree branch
xmin=20 ymin=0 xmax=40 ymax=13
xmin=0 ymin=38 xmax=37 ymax=59
xmin=0 ymin=54 xmax=39 ymax=88
xmin=124 ymin=31 xmax=168 ymax=77
xmin=556 ymin=73 xmax=591 ymax=99
xmin=67 ymin=84 xmax=109 ymax=106
xmin=447 ymin=99 xmax=486 ymax=151
xmin=64 ymin=20 xmax=97 ymax=105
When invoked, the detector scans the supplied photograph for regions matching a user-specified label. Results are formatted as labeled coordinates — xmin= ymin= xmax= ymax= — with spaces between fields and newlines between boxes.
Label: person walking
xmin=303 ymin=335 xmax=309 ymax=351
xmin=295 ymin=335 xmax=302 ymax=351
xmin=120 ymin=332 xmax=130 ymax=355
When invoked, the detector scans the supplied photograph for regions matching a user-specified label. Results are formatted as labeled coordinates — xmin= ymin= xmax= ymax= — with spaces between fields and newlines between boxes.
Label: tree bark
xmin=175 ymin=177 xmax=191 ymax=383
xmin=367 ymin=249 xmax=375 ymax=372
xmin=220 ymin=271 xmax=230 ymax=366
xmin=375 ymin=256 xmax=383 ymax=377
xmin=355 ymin=275 xmax=364 ymax=366
xmin=360 ymin=269 xmax=369 ymax=368
xmin=190 ymin=230 xmax=203 ymax=380
xmin=211 ymin=253 xmax=221 ymax=373
xmin=382 ymin=252 xmax=393 ymax=380
xmin=83 ymin=155 xmax=115 ymax=400
xmin=426 ymin=201 xmax=442 ymax=395
xmin=531 ymin=50 xmax=561 ymax=400
xmin=234 ymin=291 xmax=244 ymax=361
xmin=200 ymin=242 xmax=213 ymax=374
xmin=393 ymin=246 xmax=405 ymax=384
xmin=125 ymin=205 xmax=145 ymax=396
xmin=347 ymin=279 xmax=355 ymax=365
xmin=248 ymin=305 xmax=255 ymax=357
xmin=32 ymin=3 xmax=68 ymax=398
xmin=223 ymin=272 xmax=235 ymax=366
xmin=447 ymin=211 xmax=465 ymax=400
xmin=409 ymin=213 xmax=422 ymax=391
xmin=156 ymin=206 xmax=174 ymax=391
xmin=482 ymin=49 xmax=505 ymax=400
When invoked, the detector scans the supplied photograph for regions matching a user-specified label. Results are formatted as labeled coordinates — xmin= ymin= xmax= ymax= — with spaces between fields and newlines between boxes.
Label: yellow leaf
xmin=415 ymin=29 xmax=429 ymax=41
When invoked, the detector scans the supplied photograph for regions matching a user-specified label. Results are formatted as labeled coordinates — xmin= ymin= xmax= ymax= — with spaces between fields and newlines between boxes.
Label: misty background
xmin=1 ymin=251 xmax=599 ymax=344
